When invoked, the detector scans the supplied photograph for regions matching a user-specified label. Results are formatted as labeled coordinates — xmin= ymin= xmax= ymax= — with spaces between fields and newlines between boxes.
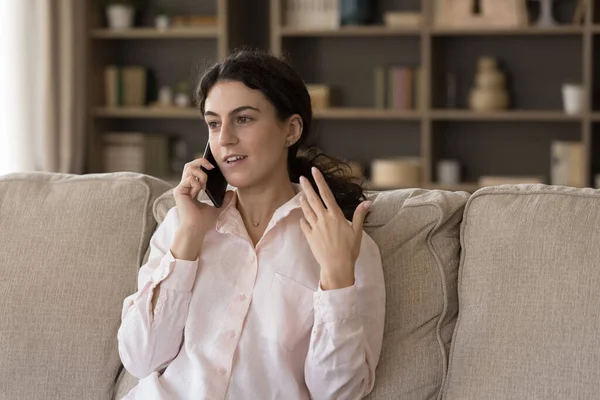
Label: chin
xmin=224 ymin=173 xmax=257 ymax=189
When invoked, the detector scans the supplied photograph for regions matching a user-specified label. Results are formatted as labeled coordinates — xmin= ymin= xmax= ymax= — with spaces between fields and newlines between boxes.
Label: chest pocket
xmin=261 ymin=272 xmax=315 ymax=351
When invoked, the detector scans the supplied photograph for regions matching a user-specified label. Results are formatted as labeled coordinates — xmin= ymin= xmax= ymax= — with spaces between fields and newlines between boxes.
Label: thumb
xmin=352 ymin=200 xmax=372 ymax=235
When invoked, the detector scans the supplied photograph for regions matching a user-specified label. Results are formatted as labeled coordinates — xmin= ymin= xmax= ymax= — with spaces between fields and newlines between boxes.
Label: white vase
xmin=106 ymin=5 xmax=134 ymax=30
xmin=536 ymin=0 xmax=556 ymax=28
xmin=155 ymin=15 xmax=170 ymax=30
xmin=175 ymin=93 xmax=190 ymax=108
xmin=562 ymin=84 xmax=584 ymax=115
xmin=437 ymin=160 xmax=461 ymax=185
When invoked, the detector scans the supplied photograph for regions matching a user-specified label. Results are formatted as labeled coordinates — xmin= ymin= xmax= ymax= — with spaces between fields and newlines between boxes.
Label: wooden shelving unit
xmin=87 ymin=0 xmax=600 ymax=192
xmin=267 ymin=0 xmax=598 ymax=190
xmin=85 ymin=0 xmax=258 ymax=174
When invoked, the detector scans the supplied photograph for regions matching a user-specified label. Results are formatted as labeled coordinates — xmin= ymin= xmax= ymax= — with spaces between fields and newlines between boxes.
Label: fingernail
xmin=312 ymin=167 xmax=318 ymax=173
xmin=364 ymin=201 xmax=373 ymax=210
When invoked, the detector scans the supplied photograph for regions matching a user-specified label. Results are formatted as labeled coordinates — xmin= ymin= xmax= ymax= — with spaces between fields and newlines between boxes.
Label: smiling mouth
xmin=225 ymin=156 xmax=248 ymax=164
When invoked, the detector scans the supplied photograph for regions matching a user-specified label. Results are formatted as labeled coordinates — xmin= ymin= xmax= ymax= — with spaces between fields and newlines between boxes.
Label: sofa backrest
xmin=442 ymin=184 xmax=600 ymax=399
xmin=0 ymin=172 xmax=172 ymax=400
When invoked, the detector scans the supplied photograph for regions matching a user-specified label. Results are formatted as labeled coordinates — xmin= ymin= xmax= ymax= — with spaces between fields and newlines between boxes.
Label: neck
xmin=236 ymin=174 xmax=296 ymax=229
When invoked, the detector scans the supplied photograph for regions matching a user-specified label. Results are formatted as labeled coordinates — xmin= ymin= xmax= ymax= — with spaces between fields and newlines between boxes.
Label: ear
xmin=285 ymin=114 xmax=303 ymax=147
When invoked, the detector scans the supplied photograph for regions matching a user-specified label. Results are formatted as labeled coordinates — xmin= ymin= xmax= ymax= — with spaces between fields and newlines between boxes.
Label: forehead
xmin=205 ymin=80 xmax=268 ymax=112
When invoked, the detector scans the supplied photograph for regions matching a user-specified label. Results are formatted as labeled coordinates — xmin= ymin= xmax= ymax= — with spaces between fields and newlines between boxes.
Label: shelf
xmin=431 ymin=110 xmax=582 ymax=122
xmin=90 ymin=27 xmax=219 ymax=39
xmin=94 ymin=107 xmax=423 ymax=121
xmin=279 ymin=25 xmax=421 ymax=37
xmin=94 ymin=107 xmax=201 ymax=119
xmin=431 ymin=25 xmax=584 ymax=36
xmin=314 ymin=108 xmax=421 ymax=120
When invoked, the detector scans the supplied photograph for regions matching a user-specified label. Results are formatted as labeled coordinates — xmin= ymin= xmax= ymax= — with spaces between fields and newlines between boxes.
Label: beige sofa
xmin=1 ymin=171 xmax=599 ymax=400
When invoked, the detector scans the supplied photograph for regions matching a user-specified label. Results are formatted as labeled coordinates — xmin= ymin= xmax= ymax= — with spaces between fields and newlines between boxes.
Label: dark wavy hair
xmin=195 ymin=49 xmax=365 ymax=220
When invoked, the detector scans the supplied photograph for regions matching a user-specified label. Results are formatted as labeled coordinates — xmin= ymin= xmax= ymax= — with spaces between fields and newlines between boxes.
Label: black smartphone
xmin=200 ymin=141 xmax=228 ymax=208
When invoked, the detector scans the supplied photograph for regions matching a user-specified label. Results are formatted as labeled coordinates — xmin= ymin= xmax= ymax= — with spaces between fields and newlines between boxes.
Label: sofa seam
xmin=403 ymin=199 xmax=466 ymax=399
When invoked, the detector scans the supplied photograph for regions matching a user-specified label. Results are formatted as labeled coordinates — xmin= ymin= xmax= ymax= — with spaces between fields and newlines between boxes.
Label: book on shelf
xmin=375 ymin=65 xmax=423 ymax=110
xmin=103 ymin=132 xmax=170 ymax=179
xmin=551 ymin=141 xmax=584 ymax=187
xmin=104 ymin=66 xmax=147 ymax=108
xmin=284 ymin=0 xmax=340 ymax=29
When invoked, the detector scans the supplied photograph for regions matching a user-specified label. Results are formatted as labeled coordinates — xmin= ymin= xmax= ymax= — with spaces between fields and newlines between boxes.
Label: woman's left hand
xmin=299 ymin=167 xmax=372 ymax=291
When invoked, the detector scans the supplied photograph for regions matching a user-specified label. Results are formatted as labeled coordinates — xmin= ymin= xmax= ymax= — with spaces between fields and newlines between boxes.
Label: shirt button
xmin=238 ymin=293 xmax=247 ymax=301
xmin=226 ymin=330 xmax=236 ymax=339
xmin=218 ymin=367 xmax=227 ymax=376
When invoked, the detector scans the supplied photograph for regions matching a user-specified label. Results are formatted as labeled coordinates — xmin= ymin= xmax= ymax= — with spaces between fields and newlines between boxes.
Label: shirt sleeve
xmin=117 ymin=207 xmax=199 ymax=379
xmin=304 ymin=233 xmax=386 ymax=399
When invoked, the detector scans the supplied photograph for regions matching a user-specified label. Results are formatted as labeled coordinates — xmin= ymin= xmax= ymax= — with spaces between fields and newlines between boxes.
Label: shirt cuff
xmin=150 ymin=250 xmax=199 ymax=292
xmin=313 ymin=283 xmax=358 ymax=323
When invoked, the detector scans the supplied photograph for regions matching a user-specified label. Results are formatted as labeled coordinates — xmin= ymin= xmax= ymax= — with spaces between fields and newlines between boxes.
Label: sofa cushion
xmin=442 ymin=184 xmax=600 ymax=399
xmin=0 ymin=172 xmax=172 ymax=400
xmin=143 ymin=187 xmax=469 ymax=400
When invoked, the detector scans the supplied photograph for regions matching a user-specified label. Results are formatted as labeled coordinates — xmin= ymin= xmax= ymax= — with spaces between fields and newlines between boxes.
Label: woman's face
xmin=203 ymin=80 xmax=300 ymax=190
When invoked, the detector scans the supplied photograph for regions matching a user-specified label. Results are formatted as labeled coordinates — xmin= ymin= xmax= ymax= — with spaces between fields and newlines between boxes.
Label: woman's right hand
xmin=173 ymin=157 xmax=233 ymax=237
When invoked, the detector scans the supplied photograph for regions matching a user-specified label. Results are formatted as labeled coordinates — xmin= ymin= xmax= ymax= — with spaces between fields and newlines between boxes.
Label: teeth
xmin=226 ymin=156 xmax=246 ymax=163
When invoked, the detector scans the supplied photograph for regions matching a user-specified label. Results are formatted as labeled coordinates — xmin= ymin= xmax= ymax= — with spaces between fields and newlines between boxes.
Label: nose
xmin=218 ymin=121 xmax=237 ymax=147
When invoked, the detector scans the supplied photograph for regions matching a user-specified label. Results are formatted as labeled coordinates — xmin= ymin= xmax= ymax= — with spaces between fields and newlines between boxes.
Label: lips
xmin=223 ymin=155 xmax=248 ymax=164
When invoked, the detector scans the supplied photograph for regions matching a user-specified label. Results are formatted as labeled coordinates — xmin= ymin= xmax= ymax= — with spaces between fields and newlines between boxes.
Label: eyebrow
xmin=204 ymin=106 xmax=260 ymax=117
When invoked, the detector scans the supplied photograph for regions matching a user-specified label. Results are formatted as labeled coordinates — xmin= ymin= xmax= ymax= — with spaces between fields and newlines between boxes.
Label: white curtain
xmin=0 ymin=0 xmax=86 ymax=176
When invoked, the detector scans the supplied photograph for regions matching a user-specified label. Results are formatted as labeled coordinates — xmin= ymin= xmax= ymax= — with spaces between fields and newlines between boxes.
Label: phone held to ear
xmin=201 ymin=141 xmax=228 ymax=208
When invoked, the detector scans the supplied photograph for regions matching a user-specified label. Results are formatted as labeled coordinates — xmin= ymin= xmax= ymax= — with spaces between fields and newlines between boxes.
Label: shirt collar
xmin=215 ymin=183 xmax=303 ymax=236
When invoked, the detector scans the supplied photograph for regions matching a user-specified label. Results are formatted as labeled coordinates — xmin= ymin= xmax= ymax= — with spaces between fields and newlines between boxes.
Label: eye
xmin=237 ymin=116 xmax=252 ymax=124
xmin=207 ymin=121 xmax=220 ymax=129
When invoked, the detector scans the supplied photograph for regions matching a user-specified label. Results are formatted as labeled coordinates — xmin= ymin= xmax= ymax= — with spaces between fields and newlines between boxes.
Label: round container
xmin=371 ymin=158 xmax=421 ymax=188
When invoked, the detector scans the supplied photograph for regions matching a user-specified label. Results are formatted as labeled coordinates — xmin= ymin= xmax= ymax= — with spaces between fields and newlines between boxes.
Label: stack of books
xmin=374 ymin=65 xmax=424 ymax=110
xmin=104 ymin=66 xmax=147 ymax=107
xmin=103 ymin=132 xmax=170 ymax=179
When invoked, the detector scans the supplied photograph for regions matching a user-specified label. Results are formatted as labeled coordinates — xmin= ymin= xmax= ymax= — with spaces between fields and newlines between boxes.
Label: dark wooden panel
xmin=432 ymin=121 xmax=581 ymax=183
xmin=113 ymin=40 xmax=218 ymax=94
xmin=283 ymin=36 xmax=420 ymax=107
xmin=431 ymin=36 xmax=583 ymax=110
xmin=313 ymin=120 xmax=420 ymax=169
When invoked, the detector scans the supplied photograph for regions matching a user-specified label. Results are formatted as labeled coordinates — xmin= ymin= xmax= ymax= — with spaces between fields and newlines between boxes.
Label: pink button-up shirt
xmin=118 ymin=186 xmax=385 ymax=399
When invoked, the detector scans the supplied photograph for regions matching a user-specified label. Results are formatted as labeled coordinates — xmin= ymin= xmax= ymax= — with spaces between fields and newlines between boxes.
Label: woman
xmin=118 ymin=49 xmax=385 ymax=400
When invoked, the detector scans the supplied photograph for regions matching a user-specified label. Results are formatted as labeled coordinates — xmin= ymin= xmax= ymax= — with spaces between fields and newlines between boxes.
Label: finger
xmin=299 ymin=217 xmax=312 ymax=236
xmin=186 ymin=176 xmax=202 ymax=198
xmin=174 ymin=175 xmax=195 ymax=196
xmin=299 ymin=194 xmax=317 ymax=226
xmin=352 ymin=200 xmax=372 ymax=235
xmin=299 ymin=175 xmax=325 ymax=216
xmin=311 ymin=167 xmax=339 ymax=213
xmin=183 ymin=160 xmax=212 ymax=179
xmin=188 ymin=158 xmax=215 ymax=170
xmin=188 ymin=168 xmax=208 ymax=188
